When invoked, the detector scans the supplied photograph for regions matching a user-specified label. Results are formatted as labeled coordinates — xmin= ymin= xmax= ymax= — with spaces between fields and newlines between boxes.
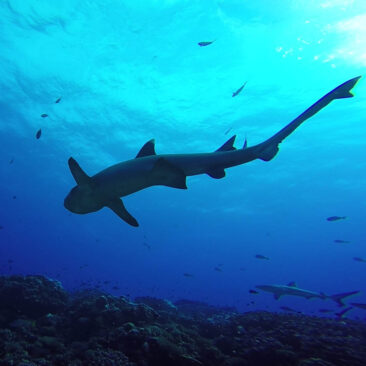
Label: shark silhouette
xmin=64 ymin=76 xmax=361 ymax=226
xmin=256 ymin=282 xmax=360 ymax=306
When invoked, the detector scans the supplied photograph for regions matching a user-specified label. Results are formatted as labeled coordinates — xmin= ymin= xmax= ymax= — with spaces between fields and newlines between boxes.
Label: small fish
xmin=318 ymin=309 xmax=333 ymax=313
xmin=239 ymin=267 xmax=246 ymax=272
xmin=8 ymin=259 xmax=14 ymax=264
xmin=224 ymin=127 xmax=233 ymax=135
xmin=255 ymin=254 xmax=269 ymax=260
xmin=249 ymin=289 xmax=259 ymax=294
xmin=55 ymin=97 xmax=62 ymax=103
xmin=327 ymin=216 xmax=347 ymax=222
xmin=183 ymin=273 xmax=194 ymax=278
xmin=232 ymin=81 xmax=247 ymax=97
xmin=36 ymin=129 xmax=42 ymax=139
xmin=112 ymin=285 xmax=120 ymax=290
xmin=9 ymin=158 xmax=14 ymax=164
xmin=198 ymin=40 xmax=215 ymax=47
xmin=353 ymin=257 xmax=366 ymax=263
xmin=334 ymin=239 xmax=350 ymax=244
xmin=0 ymin=225 xmax=3 ymax=230
xmin=280 ymin=306 xmax=299 ymax=313
xmin=214 ymin=266 xmax=223 ymax=272
xmin=12 ymin=195 xmax=16 ymax=200
xmin=41 ymin=113 xmax=48 ymax=118
xmin=143 ymin=242 xmax=151 ymax=250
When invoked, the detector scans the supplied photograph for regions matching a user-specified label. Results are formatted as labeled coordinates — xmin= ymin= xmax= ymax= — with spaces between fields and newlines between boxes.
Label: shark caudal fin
xmin=330 ymin=290 xmax=360 ymax=307
xmin=335 ymin=307 xmax=353 ymax=319
xmin=256 ymin=76 xmax=361 ymax=162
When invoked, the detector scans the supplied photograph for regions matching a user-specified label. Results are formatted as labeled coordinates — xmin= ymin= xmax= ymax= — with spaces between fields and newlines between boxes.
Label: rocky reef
xmin=0 ymin=275 xmax=365 ymax=366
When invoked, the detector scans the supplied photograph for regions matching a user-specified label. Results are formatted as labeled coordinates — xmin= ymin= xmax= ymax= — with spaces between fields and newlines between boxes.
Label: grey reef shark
xmin=64 ymin=76 xmax=361 ymax=227
xmin=256 ymin=282 xmax=360 ymax=307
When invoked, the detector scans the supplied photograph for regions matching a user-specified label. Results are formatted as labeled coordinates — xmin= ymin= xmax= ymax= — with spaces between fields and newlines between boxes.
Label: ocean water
xmin=0 ymin=0 xmax=365 ymax=320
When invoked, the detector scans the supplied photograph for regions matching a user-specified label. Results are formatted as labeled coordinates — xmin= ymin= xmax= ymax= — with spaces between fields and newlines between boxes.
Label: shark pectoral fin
xmin=151 ymin=158 xmax=187 ymax=189
xmin=274 ymin=294 xmax=282 ymax=300
xmin=136 ymin=139 xmax=156 ymax=158
xmin=107 ymin=198 xmax=139 ymax=227
xmin=68 ymin=157 xmax=92 ymax=185
xmin=207 ymin=168 xmax=226 ymax=179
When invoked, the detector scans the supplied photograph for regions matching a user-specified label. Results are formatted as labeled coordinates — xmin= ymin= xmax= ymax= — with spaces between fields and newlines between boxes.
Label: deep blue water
xmin=0 ymin=0 xmax=366 ymax=319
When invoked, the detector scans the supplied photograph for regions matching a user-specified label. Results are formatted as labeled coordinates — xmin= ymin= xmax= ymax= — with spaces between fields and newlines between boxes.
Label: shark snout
xmin=64 ymin=193 xmax=76 ymax=212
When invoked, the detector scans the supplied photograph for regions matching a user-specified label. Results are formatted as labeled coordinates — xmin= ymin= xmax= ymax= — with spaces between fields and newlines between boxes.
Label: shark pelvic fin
xmin=216 ymin=135 xmax=237 ymax=152
xmin=136 ymin=139 xmax=156 ymax=158
xmin=207 ymin=168 xmax=226 ymax=179
xmin=107 ymin=198 xmax=139 ymax=227
xmin=68 ymin=157 xmax=92 ymax=186
xmin=258 ymin=145 xmax=279 ymax=161
xmin=274 ymin=294 xmax=282 ymax=300
xmin=287 ymin=281 xmax=297 ymax=287
xmin=151 ymin=158 xmax=187 ymax=189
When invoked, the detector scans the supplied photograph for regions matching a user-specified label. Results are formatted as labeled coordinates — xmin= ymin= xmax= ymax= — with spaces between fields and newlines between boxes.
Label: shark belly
xmin=93 ymin=158 xmax=156 ymax=199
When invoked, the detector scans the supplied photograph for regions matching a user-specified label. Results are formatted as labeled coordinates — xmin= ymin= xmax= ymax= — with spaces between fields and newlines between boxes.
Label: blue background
xmin=0 ymin=0 xmax=365 ymax=318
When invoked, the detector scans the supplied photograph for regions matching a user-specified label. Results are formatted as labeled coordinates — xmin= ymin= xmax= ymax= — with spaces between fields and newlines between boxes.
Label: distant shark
xmin=350 ymin=303 xmax=366 ymax=310
xmin=256 ymin=282 xmax=360 ymax=306
xmin=64 ymin=76 xmax=361 ymax=226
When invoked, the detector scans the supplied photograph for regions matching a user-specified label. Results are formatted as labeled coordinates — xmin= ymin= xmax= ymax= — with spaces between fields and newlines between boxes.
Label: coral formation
xmin=0 ymin=275 xmax=365 ymax=366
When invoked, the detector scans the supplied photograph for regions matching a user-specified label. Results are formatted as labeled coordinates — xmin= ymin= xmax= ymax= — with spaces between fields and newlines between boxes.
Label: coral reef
xmin=0 ymin=275 xmax=365 ymax=366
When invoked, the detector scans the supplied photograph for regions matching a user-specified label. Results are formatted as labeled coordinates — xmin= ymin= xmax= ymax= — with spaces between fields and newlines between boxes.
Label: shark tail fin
xmin=256 ymin=76 xmax=362 ymax=162
xmin=333 ymin=76 xmax=361 ymax=99
xmin=335 ymin=307 xmax=353 ymax=319
xmin=330 ymin=290 xmax=360 ymax=307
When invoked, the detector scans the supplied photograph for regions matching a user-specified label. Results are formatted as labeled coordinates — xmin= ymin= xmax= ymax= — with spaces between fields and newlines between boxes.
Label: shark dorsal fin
xmin=68 ymin=157 xmax=92 ymax=186
xmin=136 ymin=139 xmax=156 ymax=158
xmin=243 ymin=137 xmax=248 ymax=149
xmin=216 ymin=135 xmax=237 ymax=152
xmin=287 ymin=281 xmax=297 ymax=287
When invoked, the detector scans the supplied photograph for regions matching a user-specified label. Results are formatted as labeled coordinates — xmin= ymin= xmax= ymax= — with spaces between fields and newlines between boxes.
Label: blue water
xmin=1 ymin=0 xmax=366 ymax=319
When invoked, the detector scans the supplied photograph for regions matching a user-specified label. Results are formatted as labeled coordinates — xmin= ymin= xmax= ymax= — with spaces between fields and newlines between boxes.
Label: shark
xmin=256 ymin=282 xmax=360 ymax=306
xmin=64 ymin=76 xmax=361 ymax=227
